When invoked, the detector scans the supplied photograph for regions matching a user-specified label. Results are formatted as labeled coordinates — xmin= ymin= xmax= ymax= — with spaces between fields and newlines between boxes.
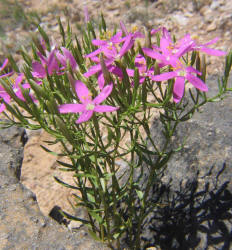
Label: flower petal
xmin=0 ymin=103 xmax=6 ymax=113
xmin=151 ymin=28 xmax=161 ymax=35
xmin=75 ymin=80 xmax=91 ymax=103
xmin=142 ymin=48 xmax=164 ymax=61
xmin=98 ymin=72 xmax=105 ymax=90
xmin=76 ymin=110 xmax=93 ymax=123
xmin=120 ymin=21 xmax=129 ymax=35
xmin=162 ymin=27 xmax=172 ymax=42
xmin=0 ymin=72 xmax=14 ymax=78
xmin=203 ymin=37 xmax=219 ymax=46
xmin=15 ymin=73 xmax=24 ymax=85
xmin=160 ymin=37 xmax=170 ymax=55
xmin=186 ymin=66 xmax=201 ymax=75
xmin=151 ymin=71 xmax=177 ymax=82
xmin=111 ymin=31 xmax=123 ymax=43
xmin=126 ymin=69 xmax=134 ymax=77
xmin=200 ymin=47 xmax=226 ymax=56
xmin=109 ymin=66 xmax=123 ymax=78
xmin=92 ymin=39 xmax=107 ymax=46
xmin=173 ymin=76 xmax=185 ymax=103
xmin=0 ymin=58 xmax=9 ymax=71
xmin=32 ymin=62 xmax=46 ymax=78
xmin=56 ymin=51 xmax=67 ymax=67
xmin=47 ymin=49 xmax=59 ymax=75
xmin=119 ymin=35 xmax=134 ymax=57
xmin=61 ymin=47 xmax=78 ymax=70
xmin=186 ymin=74 xmax=208 ymax=92
xmin=85 ymin=48 xmax=103 ymax=58
xmin=94 ymin=105 xmax=119 ymax=112
xmin=84 ymin=63 xmax=102 ymax=77
xmin=59 ymin=103 xmax=85 ymax=113
xmin=93 ymin=83 xmax=113 ymax=104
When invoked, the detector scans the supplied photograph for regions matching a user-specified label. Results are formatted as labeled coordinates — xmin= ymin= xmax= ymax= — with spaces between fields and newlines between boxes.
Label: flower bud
xmin=29 ymin=80 xmax=48 ymax=99
xmin=154 ymin=61 xmax=160 ymax=75
xmin=144 ymin=27 xmax=151 ymax=48
xmin=196 ymin=52 xmax=201 ymax=72
xmin=67 ymin=72 xmax=76 ymax=94
xmin=47 ymin=97 xmax=59 ymax=115
xmin=200 ymin=54 xmax=206 ymax=82
xmin=100 ymin=53 xmax=111 ymax=85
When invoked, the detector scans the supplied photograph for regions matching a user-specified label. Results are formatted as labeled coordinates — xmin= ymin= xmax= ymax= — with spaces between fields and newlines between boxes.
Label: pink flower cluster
xmin=0 ymin=42 xmax=78 ymax=113
xmin=0 ymin=59 xmax=37 ymax=112
xmin=142 ymin=28 xmax=226 ymax=102
xmin=82 ymin=25 xmax=225 ymax=103
xmin=0 ymin=24 xmax=226 ymax=124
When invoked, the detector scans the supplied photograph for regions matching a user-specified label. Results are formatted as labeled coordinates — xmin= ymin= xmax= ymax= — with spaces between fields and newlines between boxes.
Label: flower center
xmin=178 ymin=70 xmax=186 ymax=77
xmin=86 ymin=103 xmax=95 ymax=110
xmin=13 ymin=87 xmax=18 ymax=93
xmin=131 ymin=25 xmax=138 ymax=33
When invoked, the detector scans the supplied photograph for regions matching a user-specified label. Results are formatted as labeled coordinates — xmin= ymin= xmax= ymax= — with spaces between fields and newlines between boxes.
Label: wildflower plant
xmin=0 ymin=15 xmax=231 ymax=249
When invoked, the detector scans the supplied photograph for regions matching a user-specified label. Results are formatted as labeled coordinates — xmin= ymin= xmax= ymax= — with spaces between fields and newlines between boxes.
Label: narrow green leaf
xmin=61 ymin=210 xmax=90 ymax=225
xmin=224 ymin=50 xmax=232 ymax=79
xmin=88 ymin=211 xmax=103 ymax=224
xmin=135 ymin=189 xmax=144 ymax=200
xmin=100 ymin=178 xmax=106 ymax=192
xmin=101 ymin=13 xmax=106 ymax=32
xmin=87 ymin=193 xmax=96 ymax=203
xmin=190 ymin=51 xmax=197 ymax=66
xmin=88 ymin=229 xmax=101 ymax=241
xmin=57 ymin=17 xmax=65 ymax=45
xmin=7 ymin=54 xmax=19 ymax=72
xmin=54 ymin=176 xmax=80 ymax=190
xmin=57 ymin=160 xmax=75 ymax=169
xmin=40 ymin=144 xmax=66 ymax=156
xmin=37 ymin=25 xmax=50 ymax=50
xmin=74 ymin=173 xmax=97 ymax=179
xmin=132 ymin=68 xmax=140 ymax=105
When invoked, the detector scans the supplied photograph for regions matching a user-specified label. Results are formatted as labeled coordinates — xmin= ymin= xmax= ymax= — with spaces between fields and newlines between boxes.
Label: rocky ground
xmin=0 ymin=0 xmax=231 ymax=244
xmin=0 ymin=125 xmax=109 ymax=250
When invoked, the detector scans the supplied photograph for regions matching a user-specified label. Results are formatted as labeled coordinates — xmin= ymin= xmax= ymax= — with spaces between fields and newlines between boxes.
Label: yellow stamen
xmin=131 ymin=25 xmax=138 ymax=33
xmin=86 ymin=103 xmax=95 ymax=110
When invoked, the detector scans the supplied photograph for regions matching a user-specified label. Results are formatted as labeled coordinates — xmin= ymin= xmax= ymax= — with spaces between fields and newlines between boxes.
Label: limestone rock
xmin=139 ymin=76 xmax=232 ymax=249
xmin=0 ymin=124 xmax=109 ymax=250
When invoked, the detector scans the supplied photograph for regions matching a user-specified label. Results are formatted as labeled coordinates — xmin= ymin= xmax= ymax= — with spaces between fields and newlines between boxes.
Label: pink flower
xmin=0 ymin=58 xmax=14 ymax=78
xmin=56 ymin=47 xmax=78 ymax=72
xmin=152 ymin=63 xmax=208 ymax=103
xmin=143 ymin=35 xmax=192 ymax=68
xmin=84 ymin=5 xmax=90 ymax=23
xmin=0 ymin=59 xmax=14 ymax=112
xmin=12 ymin=73 xmax=38 ymax=102
xmin=84 ymin=57 xmax=123 ymax=89
xmin=32 ymin=48 xmax=61 ymax=78
xmin=151 ymin=27 xmax=161 ymax=36
xmin=85 ymin=31 xmax=124 ymax=59
xmin=126 ymin=54 xmax=154 ymax=84
xmin=191 ymin=37 xmax=226 ymax=56
xmin=58 ymin=80 xmax=119 ymax=123
xmin=119 ymin=21 xmax=144 ymax=56
xmin=0 ymin=73 xmax=36 ymax=112
xmin=175 ymin=34 xmax=226 ymax=57
xmin=0 ymin=85 xmax=11 ymax=113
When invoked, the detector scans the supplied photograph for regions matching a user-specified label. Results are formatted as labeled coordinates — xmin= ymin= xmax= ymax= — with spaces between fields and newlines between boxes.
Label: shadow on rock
xmin=141 ymin=164 xmax=232 ymax=250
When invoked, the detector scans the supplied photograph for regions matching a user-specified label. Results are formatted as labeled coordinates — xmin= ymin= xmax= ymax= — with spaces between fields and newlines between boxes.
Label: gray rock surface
xmin=0 ymin=124 xmax=109 ymax=250
xmin=157 ymin=75 xmax=232 ymax=192
xmin=139 ymin=76 xmax=232 ymax=249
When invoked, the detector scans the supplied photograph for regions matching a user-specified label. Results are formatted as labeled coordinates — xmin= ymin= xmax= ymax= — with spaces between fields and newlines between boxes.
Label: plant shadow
xmin=141 ymin=164 xmax=232 ymax=250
